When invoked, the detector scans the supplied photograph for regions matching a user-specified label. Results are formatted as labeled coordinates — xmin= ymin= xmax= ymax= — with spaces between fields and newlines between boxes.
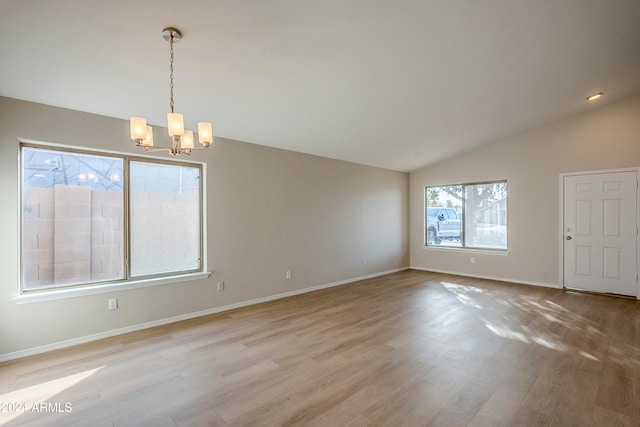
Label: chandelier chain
xmin=169 ymin=33 xmax=175 ymax=114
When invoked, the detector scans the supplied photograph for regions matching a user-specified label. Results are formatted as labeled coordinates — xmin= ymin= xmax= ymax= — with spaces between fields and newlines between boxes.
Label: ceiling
xmin=2 ymin=0 xmax=640 ymax=172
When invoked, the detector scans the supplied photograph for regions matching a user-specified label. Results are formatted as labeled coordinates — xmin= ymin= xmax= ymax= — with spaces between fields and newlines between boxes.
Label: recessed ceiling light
xmin=586 ymin=92 xmax=603 ymax=101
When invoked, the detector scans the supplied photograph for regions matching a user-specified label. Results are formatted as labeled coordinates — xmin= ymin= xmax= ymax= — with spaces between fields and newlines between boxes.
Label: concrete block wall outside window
xmin=22 ymin=186 xmax=124 ymax=289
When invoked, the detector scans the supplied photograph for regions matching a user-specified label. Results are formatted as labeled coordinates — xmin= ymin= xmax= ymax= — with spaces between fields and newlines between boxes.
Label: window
xmin=425 ymin=181 xmax=507 ymax=250
xmin=129 ymin=160 xmax=201 ymax=276
xmin=20 ymin=144 xmax=203 ymax=293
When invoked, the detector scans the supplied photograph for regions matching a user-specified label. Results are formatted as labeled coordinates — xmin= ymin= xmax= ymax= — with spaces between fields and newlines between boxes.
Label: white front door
xmin=563 ymin=171 xmax=637 ymax=296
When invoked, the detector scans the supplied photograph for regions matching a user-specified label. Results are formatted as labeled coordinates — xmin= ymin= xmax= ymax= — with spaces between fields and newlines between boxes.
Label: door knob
xmin=565 ymin=236 xmax=572 ymax=240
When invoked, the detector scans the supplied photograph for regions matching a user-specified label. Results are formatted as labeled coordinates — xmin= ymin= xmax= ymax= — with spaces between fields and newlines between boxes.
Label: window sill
xmin=422 ymin=246 xmax=510 ymax=256
xmin=13 ymin=272 xmax=212 ymax=305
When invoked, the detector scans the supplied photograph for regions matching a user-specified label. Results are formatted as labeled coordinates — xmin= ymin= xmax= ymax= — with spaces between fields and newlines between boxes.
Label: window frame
xmin=18 ymin=139 xmax=207 ymax=297
xmin=127 ymin=156 xmax=204 ymax=280
xmin=424 ymin=180 xmax=508 ymax=252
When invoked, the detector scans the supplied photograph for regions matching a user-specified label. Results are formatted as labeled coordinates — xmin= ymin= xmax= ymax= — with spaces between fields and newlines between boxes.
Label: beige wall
xmin=0 ymin=97 xmax=409 ymax=357
xmin=410 ymin=92 xmax=640 ymax=286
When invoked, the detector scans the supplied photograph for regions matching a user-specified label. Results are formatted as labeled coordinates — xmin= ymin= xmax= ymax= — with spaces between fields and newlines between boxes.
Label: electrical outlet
xmin=285 ymin=270 xmax=292 ymax=280
xmin=470 ymin=257 xmax=476 ymax=264
xmin=108 ymin=298 xmax=118 ymax=311
xmin=363 ymin=257 xmax=368 ymax=266
xmin=217 ymin=281 xmax=224 ymax=291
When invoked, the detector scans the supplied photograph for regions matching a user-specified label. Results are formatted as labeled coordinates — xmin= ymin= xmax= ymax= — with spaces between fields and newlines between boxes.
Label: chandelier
xmin=129 ymin=27 xmax=213 ymax=155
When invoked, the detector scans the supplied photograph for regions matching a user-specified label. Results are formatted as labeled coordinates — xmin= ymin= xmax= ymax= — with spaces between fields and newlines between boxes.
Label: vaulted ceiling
xmin=2 ymin=0 xmax=639 ymax=171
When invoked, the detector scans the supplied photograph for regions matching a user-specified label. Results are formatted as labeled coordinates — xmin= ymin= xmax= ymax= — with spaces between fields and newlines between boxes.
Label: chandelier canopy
xmin=130 ymin=27 xmax=212 ymax=155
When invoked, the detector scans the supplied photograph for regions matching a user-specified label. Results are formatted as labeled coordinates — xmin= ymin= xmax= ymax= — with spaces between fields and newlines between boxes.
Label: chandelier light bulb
xmin=182 ymin=130 xmax=195 ymax=150
xmin=141 ymin=126 xmax=154 ymax=147
xmin=130 ymin=117 xmax=147 ymax=141
xmin=167 ymin=112 xmax=184 ymax=137
xmin=198 ymin=122 xmax=213 ymax=146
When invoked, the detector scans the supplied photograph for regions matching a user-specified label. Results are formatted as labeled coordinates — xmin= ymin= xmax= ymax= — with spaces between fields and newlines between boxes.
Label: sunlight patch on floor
xmin=483 ymin=320 xmax=530 ymax=344
xmin=0 ymin=367 xmax=103 ymax=426
xmin=440 ymin=282 xmax=485 ymax=308
xmin=439 ymin=280 xmax=606 ymax=357
xmin=579 ymin=351 xmax=599 ymax=361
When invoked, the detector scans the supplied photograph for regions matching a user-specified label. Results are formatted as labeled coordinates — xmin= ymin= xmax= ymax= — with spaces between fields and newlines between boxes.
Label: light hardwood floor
xmin=1 ymin=270 xmax=639 ymax=426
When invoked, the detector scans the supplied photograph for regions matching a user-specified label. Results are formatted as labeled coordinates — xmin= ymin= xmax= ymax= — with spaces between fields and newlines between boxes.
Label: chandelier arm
xmin=142 ymin=147 xmax=173 ymax=153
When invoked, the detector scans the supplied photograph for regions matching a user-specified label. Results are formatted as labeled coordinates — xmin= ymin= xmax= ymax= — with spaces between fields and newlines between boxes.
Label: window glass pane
xmin=464 ymin=182 xmax=507 ymax=249
xmin=21 ymin=147 xmax=124 ymax=290
xmin=130 ymin=161 xmax=201 ymax=277
xmin=425 ymin=186 xmax=463 ymax=247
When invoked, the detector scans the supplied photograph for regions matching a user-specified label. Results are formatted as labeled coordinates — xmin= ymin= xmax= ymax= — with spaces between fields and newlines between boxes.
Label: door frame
xmin=559 ymin=167 xmax=640 ymax=299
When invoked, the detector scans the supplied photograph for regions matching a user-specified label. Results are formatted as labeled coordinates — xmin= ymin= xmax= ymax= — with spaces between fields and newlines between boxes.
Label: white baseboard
xmin=0 ymin=267 xmax=410 ymax=363
xmin=409 ymin=266 xmax=561 ymax=289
